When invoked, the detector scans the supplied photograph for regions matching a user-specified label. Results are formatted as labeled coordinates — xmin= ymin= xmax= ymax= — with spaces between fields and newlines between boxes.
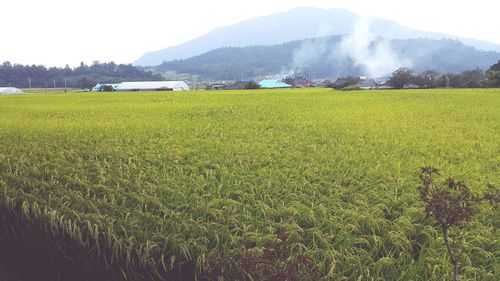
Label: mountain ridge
xmin=134 ymin=7 xmax=500 ymax=66
xmin=154 ymin=36 xmax=500 ymax=80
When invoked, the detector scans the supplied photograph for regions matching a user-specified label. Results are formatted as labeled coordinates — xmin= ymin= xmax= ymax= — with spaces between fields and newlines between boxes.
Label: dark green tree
xmin=435 ymin=75 xmax=449 ymax=88
xmin=282 ymin=76 xmax=295 ymax=86
xmin=0 ymin=61 xmax=163 ymax=89
xmin=488 ymin=60 xmax=500 ymax=71
xmin=415 ymin=70 xmax=440 ymax=88
xmin=244 ymin=81 xmax=260 ymax=89
xmin=388 ymin=67 xmax=415 ymax=89
xmin=460 ymin=69 xmax=484 ymax=88
xmin=484 ymin=60 xmax=500 ymax=87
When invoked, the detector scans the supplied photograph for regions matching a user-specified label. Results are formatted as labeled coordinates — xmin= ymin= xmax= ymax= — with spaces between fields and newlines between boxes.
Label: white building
xmin=0 ymin=87 xmax=23 ymax=94
xmin=114 ymin=81 xmax=189 ymax=92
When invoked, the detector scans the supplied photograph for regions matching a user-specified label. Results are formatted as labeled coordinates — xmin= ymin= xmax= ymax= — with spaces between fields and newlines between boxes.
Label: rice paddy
xmin=0 ymin=88 xmax=499 ymax=280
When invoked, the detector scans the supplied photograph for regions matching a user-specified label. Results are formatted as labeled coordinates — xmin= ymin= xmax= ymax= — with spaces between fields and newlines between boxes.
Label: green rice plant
xmin=0 ymin=88 xmax=498 ymax=280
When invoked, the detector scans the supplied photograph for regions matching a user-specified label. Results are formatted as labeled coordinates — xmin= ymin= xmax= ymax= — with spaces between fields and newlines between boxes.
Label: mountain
xmin=155 ymin=36 xmax=500 ymax=80
xmin=134 ymin=7 xmax=500 ymax=66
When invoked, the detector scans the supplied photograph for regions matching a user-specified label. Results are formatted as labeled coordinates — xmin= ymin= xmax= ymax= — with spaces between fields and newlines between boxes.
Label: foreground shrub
xmin=418 ymin=167 xmax=499 ymax=281
xmin=204 ymin=228 xmax=319 ymax=281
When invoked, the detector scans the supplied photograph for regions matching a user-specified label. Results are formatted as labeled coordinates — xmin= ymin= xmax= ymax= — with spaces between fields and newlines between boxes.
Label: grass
xmin=0 ymin=88 xmax=499 ymax=280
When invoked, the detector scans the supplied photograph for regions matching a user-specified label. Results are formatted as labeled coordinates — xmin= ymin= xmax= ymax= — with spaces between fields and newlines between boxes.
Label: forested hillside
xmin=156 ymin=36 xmax=500 ymax=80
xmin=0 ymin=62 xmax=163 ymax=89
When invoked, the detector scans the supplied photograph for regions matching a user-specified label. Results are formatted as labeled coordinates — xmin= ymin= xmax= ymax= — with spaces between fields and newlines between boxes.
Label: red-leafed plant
xmin=418 ymin=167 xmax=499 ymax=281
xmin=204 ymin=228 xmax=319 ymax=281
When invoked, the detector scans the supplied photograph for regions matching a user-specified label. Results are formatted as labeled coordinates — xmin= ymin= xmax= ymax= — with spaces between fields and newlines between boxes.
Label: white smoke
xmin=285 ymin=24 xmax=334 ymax=76
xmin=339 ymin=18 xmax=411 ymax=77
xmin=287 ymin=17 xmax=411 ymax=78
xmin=289 ymin=39 xmax=328 ymax=75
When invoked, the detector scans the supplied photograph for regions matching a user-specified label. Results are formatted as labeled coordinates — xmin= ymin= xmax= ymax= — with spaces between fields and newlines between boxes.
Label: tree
xmin=485 ymin=70 xmax=500 ymax=87
xmin=388 ymin=67 xmax=415 ymax=89
xmin=0 ymin=61 xmax=163 ymax=89
xmin=100 ymin=85 xmax=115 ymax=92
xmin=434 ymin=70 xmax=485 ymax=88
xmin=460 ymin=69 xmax=484 ymax=88
xmin=415 ymin=70 xmax=440 ymax=88
xmin=488 ymin=60 xmax=500 ymax=71
xmin=435 ymin=75 xmax=449 ymax=88
xmin=282 ymin=76 xmax=295 ymax=86
xmin=79 ymin=77 xmax=91 ymax=89
xmin=447 ymin=73 xmax=463 ymax=88
xmin=244 ymin=81 xmax=260 ymax=89
xmin=484 ymin=60 xmax=500 ymax=87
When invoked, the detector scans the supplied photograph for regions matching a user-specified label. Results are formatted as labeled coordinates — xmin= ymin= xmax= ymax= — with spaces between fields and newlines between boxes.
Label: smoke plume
xmin=288 ymin=17 xmax=412 ymax=78
xmin=339 ymin=18 xmax=411 ymax=77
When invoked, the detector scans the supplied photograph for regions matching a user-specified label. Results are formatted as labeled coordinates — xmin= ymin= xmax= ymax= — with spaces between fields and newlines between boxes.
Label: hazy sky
xmin=1 ymin=0 xmax=498 ymax=67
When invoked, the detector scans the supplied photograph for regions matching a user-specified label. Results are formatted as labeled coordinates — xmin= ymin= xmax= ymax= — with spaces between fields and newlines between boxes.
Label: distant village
xmin=4 ymin=61 xmax=499 ymax=94
xmin=0 ymin=76 xmax=390 ymax=95
xmin=87 ymin=75 xmax=394 ymax=93
xmin=3 ymin=59 xmax=499 ymax=95
xmin=201 ymin=75 xmax=395 ymax=91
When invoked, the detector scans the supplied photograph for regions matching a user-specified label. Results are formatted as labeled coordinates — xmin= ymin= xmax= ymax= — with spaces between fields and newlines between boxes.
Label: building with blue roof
xmin=258 ymin=79 xmax=292 ymax=89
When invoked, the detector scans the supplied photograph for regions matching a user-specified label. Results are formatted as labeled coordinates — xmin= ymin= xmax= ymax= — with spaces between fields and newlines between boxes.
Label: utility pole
xmin=64 ymin=77 xmax=67 ymax=92
xmin=28 ymin=77 xmax=32 ymax=88
xmin=53 ymin=78 xmax=56 ymax=89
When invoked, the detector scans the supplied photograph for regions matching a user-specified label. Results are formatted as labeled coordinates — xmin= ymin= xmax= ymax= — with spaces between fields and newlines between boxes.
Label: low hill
xmin=155 ymin=36 xmax=500 ymax=80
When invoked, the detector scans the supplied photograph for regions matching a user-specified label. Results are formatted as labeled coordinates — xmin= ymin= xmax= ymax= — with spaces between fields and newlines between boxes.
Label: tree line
xmin=388 ymin=60 xmax=500 ymax=89
xmin=0 ymin=61 xmax=163 ymax=89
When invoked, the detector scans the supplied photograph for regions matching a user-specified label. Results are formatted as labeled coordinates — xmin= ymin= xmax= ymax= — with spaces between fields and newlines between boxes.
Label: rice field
xmin=0 ymin=88 xmax=499 ymax=280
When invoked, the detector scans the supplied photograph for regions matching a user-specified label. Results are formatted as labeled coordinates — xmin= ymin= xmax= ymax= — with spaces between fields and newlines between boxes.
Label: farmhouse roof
xmin=115 ymin=81 xmax=189 ymax=91
xmin=335 ymin=77 xmax=362 ymax=84
xmin=373 ymin=77 xmax=390 ymax=85
xmin=359 ymin=79 xmax=378 ymax=89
